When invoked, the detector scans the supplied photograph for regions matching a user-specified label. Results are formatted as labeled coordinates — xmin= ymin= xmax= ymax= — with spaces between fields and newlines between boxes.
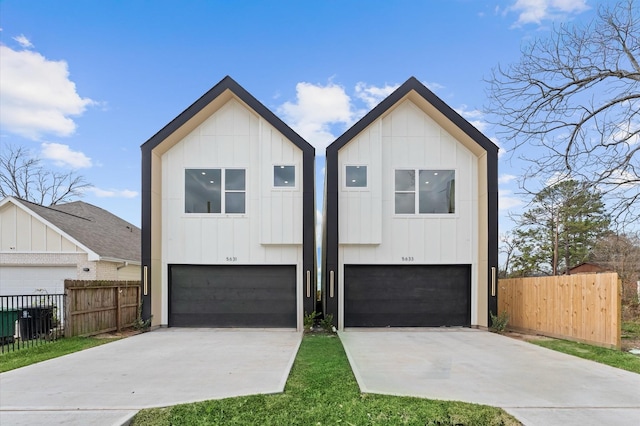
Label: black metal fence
xmin=1 ymin=293 xmax=65 ymax=353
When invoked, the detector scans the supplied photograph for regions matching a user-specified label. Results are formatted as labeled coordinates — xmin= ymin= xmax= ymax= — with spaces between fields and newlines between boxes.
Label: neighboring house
xmin=0 ymin=196 xmax=141 ymax=296
xmin=141 ymin=76 xmax=315 ymax=330
xmin=569 ymin=262 xmax=611 ymax=274
xmin=322 ymin=77 xmax=498 ymax=330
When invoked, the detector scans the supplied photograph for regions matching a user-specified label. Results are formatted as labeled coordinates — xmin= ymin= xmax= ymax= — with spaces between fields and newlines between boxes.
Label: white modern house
xmin=141 ymin=76 xmax=316 ymax=329
xmin=322 ymin=77 xmax=499 ymax=330
xmin=0 ymin=196 xmax=141 ymax=296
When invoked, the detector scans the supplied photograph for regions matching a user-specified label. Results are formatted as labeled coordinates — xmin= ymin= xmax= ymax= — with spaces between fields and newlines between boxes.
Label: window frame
xmin=393 ymin=168 xmax=456 ymax=216
xmin=343 ymin=164 xmax=369 ymax=190
xmin=184 ymin=167 xmax=247 ymax=215
xmin=272 ymin=164 xmax=298 ymax=190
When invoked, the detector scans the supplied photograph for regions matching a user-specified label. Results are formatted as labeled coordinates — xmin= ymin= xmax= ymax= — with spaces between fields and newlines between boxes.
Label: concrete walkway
xmin=340 ymin=328 xmax=640 ymax=426
xmin=0 ymin=328 xmax=302 ymax=426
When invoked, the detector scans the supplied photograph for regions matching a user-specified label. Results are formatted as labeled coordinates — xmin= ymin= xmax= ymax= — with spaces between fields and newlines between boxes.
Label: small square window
xmin=225 ymin=169 xmax=246 ymax=191
xmin=346 ymin=165 xmax=367 ymax=187
xmin=274 ymin=165 xmax=295 ymax=187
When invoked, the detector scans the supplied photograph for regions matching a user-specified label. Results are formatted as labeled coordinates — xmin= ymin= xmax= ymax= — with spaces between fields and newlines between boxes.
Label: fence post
xmin=116 ymin=285 xmax=122 ymax=332
xmin=64 ymin=283 xmax=72 ymax=338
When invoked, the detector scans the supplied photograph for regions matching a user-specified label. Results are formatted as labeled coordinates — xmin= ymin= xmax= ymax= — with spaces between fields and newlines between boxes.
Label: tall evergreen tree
xmin=511 ymin=180 xmax=610 ymax=276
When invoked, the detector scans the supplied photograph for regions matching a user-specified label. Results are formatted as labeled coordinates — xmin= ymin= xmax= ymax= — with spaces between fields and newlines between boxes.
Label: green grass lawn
xmin=131 ymin=334 xmax=520 ymax=426
xmin=0 ymin=336 xmax=115 ymax=373
xmin=529 ymin=336 xmax=640 ymax=374
xmin=622 ymin=320 xmax=640 ymax=340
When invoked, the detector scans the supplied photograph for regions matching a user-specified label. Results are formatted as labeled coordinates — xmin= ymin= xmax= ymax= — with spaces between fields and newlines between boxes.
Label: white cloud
xmin=455 ymin=104 xmax=488 ymax=133
xmin=86 ymin=187 xmax=139 ymax=198
xmin=0 ymin=44 xmax=95 ymax=140
xmin=509 ymin=0 xmax=589 ymax=25
xmin=545 ymin=171 xmax=571 ymax=187
xmin=424 ymin=81 xmax=445 ymax=92
xmin=355 ymin=82 xmax=399 ymax=109
xmin=499 ymin=174 xmax=518 ymax=184
xmin=41 ymin=142 xmax=92 ymax=168
xmin=499 ymin=189 xmax=525 ymax=211
xmin=279 ymin=79 xmax=497 ymax=155
xmin=12 ymin=34 xmax=33 ymax=49
xmin=612 ymin=120 xmax=640 ymax=146
xmin=604 ymin=169 xmax=640 ymax=190
xmin=278 ymin=81 xmax=353 ymax=152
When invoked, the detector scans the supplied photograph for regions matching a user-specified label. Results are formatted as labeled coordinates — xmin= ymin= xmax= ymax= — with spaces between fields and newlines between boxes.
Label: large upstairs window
xmin=394 ymin=169 xmax=455 ymax=214
xmin=185 ymin=168 xmax=246 ymax=214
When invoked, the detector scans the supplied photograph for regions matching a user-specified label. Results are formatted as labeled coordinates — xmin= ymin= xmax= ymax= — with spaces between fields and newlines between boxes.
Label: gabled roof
xmin=141 ymin=75 xmax=314 ymax=155
xmin=327 ymin=76 xmax=498 ymax=155
xmin=569 ymin=262 xmax=611 ymax=272
xmin=1 ymin=197 xmax=140 ymax=263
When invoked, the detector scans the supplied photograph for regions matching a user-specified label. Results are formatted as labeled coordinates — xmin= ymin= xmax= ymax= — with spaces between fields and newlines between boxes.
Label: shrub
xmin=489 ymin=310 xmax=509 ymax=333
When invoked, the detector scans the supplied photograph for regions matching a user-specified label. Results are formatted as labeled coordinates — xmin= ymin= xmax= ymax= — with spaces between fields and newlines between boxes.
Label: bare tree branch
xmin=0 ymin=143 xmax=91 ymax=206
xmin=486 ymin=0 xmax=640 ymax=226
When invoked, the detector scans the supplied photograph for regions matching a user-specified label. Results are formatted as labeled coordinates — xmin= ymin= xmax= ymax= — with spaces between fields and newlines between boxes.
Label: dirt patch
xmin=621 ymin=301 xmax=640 ymax=353
xmin=621 ymin=331 xmax=640 ymax=353
xmin=504 ymin=329 xmax=640 ymax=355
xmin=502 ymin=331 xmax=554 ymax=343
xmin=622 ymin=339 xmax=640 ymax=352
xmin=93 ymin=327 xmax=142 ymax=339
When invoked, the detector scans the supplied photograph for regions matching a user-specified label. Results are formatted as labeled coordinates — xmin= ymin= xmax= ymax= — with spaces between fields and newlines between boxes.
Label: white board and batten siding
xmin=160 ymin=98 xmax=305 ymax=324
xmin=0 ymin=202 xmax=82 ymax=296
xmin=0 ymin=203 xmax=82 ymax=255
xmin=337 ymin=100 xmax=480 ymax=324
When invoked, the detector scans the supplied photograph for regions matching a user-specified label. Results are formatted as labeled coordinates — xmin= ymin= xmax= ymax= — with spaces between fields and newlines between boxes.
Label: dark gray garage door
xmin=169 ymin=265 xmax=296 ymax=327
xmin=344 ymin=264 xmax=471 ymax=327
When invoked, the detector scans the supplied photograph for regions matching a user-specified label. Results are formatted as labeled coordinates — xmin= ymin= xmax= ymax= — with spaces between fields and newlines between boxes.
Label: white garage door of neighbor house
xmin=0 ymin=266 xmax=75 ymax=296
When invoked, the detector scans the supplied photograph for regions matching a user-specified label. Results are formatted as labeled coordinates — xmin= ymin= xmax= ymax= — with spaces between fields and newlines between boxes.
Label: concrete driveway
xmin=0 ymin=328 xmax=302 ymax=426
xmin=340 ymin=328 xmax=640 ymax=426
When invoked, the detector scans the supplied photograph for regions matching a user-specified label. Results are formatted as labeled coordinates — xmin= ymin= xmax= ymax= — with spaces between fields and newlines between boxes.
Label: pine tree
xmin=511 ymin=180 xmax=610 ymax=276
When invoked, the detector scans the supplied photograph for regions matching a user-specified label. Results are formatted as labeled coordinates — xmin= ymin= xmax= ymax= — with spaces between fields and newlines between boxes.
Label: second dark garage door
xmin=169 ymin=264 xmax=296 ymax=327
xmin=344 ymin=264 xmax=471 ymax=327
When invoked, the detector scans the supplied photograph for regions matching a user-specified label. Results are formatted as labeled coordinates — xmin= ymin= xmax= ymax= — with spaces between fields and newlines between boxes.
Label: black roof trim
xmin=327 ymin=76 xmax=497 ymax=155
xmin=141 ymin=75 xmax=314 ymax=155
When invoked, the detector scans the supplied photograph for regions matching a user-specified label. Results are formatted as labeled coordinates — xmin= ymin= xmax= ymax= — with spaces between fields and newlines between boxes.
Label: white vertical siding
xmin=339 ymin=100 xmax=478 ymax=264
xmin=338 ymin=99 xmax=481 ymax=325
xmin=0 ymin=203 xmax=81 ymax=254
xmin=160 ymin=97 xmax=304 ymax=326
xmin=338 ymin=121 xmax=382 ymax=244
xmin=162 ymin=98 xmax=304 ymax=265
xmin=260 ymin=127 xmax=303 ymax=245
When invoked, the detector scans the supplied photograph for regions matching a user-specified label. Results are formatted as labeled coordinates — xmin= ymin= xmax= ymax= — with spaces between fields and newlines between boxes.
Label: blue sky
xmin=0 ymin=0 xmax=612 ymax=264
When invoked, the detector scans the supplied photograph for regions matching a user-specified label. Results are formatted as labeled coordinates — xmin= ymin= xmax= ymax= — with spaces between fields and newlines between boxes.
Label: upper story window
xmin=185 ymin=168 xmax=246 ymax=214
xmin=345 ymin=165 xmax=367 ymax=188
xmin=274 ymin=165 xmax=295 ymax=187
xmin=395 ymin=169 xmax=455 ymax=214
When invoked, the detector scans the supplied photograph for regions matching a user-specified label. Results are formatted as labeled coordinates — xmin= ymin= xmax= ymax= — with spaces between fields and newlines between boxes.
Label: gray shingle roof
xmin=16 ymin=198 xmax=140 ymax=262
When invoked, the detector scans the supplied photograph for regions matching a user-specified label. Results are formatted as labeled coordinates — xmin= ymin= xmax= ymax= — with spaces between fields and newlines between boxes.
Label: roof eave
xmin=327 ymin=76 xmax=498 ymax=155
xmin=141 ymin=76 xmax=314 ymax=157
xmin=1 ymin=197 xmax=101 ymax=261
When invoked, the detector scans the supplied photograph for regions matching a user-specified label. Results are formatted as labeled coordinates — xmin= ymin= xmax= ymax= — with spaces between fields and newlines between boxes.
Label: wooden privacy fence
xmin=498 ymin=273 xmax=621 ymax=349
xmin=65 ymin=280 xmax=141 ymax=337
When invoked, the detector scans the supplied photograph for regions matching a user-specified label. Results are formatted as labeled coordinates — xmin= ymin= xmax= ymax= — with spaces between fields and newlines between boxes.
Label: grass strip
xmin=530 ymin=338 xmax=640 ymax=374
xmin=622 ymin=320 xmax=640 ymax=339
xmin=0 ymin=336 xmax=115 ymax=373
xmin=131 ymin=334 xmax=519 ymax=425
